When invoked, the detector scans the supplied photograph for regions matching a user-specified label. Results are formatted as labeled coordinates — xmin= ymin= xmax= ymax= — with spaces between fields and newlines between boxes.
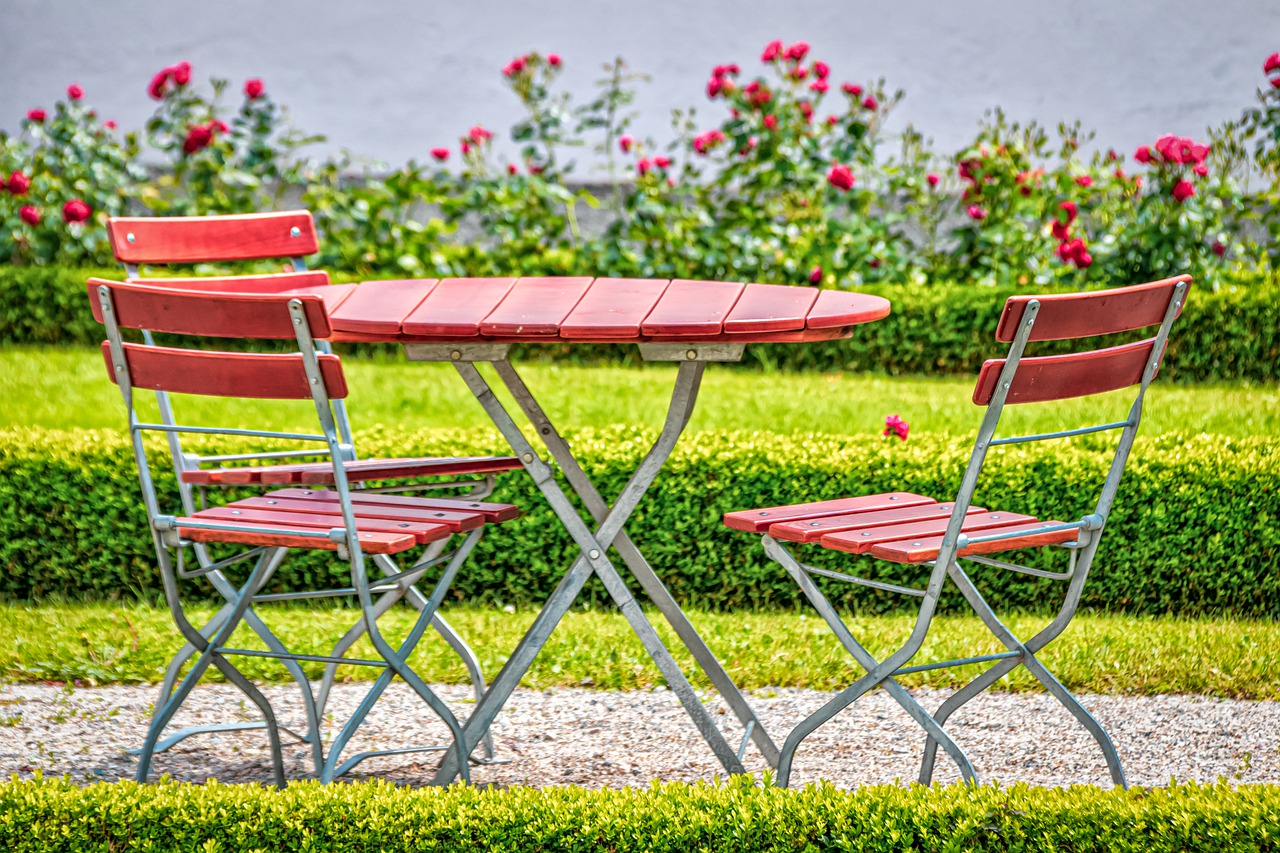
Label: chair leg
xmin=427 ymin=609 xmax=496 ymax=762
xmin=763 ymin=536 xmax=977 ymax=785
xmin=940 ymin=560 xmax=1127 ymax=788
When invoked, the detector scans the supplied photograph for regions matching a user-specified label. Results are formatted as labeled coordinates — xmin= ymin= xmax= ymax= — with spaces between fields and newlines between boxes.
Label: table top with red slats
xmin=320 ymin=276 xmax=889 ymax=344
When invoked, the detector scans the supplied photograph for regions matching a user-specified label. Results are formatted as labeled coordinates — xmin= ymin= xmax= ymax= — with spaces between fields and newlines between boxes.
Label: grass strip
xmin=4 ymin=604 xmax=1279 ymax=699
xmin=2 ymin=345 xmax=1277 ymax=438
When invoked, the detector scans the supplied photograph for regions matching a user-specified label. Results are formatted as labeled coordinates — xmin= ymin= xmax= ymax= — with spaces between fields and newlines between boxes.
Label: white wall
xmin=5 ymin=0 xmax=1278 ymax=176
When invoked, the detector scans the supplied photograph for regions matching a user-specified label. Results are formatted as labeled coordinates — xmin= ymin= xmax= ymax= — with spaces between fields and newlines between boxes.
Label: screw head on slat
xmin=758 ymin=511 xmax=768 ymax=516
xmin=290 ymin=226 xmax=301 ymax=237
xmin=266 ymin=500 xmax=276 ymax=505
xmin=810 ymin=521 xmax=820 ymax=527
xmin=126 ymin=233 xmax=136 ymax=243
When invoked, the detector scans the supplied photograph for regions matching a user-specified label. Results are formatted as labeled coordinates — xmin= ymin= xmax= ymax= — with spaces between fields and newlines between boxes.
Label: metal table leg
xmin=493 ymin=360 xmax=780 ymax=767
xmin=431 ymin=359 xmax=747 ymax=783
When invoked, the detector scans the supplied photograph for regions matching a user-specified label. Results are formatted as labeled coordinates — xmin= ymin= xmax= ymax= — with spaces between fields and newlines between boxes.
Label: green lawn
xmin=4 ymin=604 xmax=1279 ymax=699
xmin=2 ymin=345 xmax=1276 ymax=438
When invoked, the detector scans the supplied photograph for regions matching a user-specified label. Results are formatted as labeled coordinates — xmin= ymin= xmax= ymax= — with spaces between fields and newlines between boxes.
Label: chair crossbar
xmin=134 ymin=422 xmax=328 ymax=442
xmin=957 ymin=520 xmax=1082 ymax=547
xmin=963 ymin=552 xmax=1077 ymax=580
xmin=216 ymin=647 xmax=388 ymax=668
xmin=164 ymin=518 xmax=335 ymax=540
xmin=197 ymin=449 xmax=333 ymax=464
xmin=175 ymin=545 xmax=268 ymax=580
xmin=251 ymin=551 xmax=450 ymax=602
xmin=988 ymin=420 xmax=1131 ymax=446
xmin=892 ymin=650 xmax=1022 ymax=677
xmin=800 ymin=562 xmax=927 ymax=597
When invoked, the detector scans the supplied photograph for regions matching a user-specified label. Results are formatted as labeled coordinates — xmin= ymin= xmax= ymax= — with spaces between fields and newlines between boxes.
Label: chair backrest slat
xmin=103 ymin=342 xmax=348 ymax=400
xmin=994 ymin=275 xmax=1190 ymax=342
xmin=107 ymin=211 xmax=319 ymax=265
xmin=972 ymin=338 xmax=1158 ymax=406
xmin=130 ymin=270 xmax=331 ymax=292
xmin=88 ymin=277 xmax=332 ymax=339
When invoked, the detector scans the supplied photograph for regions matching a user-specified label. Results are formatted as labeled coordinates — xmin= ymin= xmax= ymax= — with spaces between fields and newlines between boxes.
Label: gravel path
xmin=1 ymin=681 xmax=1277 ymax=789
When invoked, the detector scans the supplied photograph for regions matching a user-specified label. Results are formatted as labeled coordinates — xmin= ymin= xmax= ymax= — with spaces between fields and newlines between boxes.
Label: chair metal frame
xmin=94 ymin=278 xmax=496 ymax=785
xmin=749 ymin=276 xmax=1190 ymax=788
xmin=106 ymin=212 xmax=498 ymax=771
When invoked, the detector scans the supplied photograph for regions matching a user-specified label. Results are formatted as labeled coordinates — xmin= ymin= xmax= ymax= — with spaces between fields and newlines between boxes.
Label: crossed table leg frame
xmin=408 ymin=343 xmax=781 ymax=784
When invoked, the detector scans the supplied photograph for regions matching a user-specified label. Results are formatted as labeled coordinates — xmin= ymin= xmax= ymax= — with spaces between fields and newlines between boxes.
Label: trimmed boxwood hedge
xmin=1 ymin=777 xmax=1278 ymax=852
xmin=3 ymin=265 xmax=1278 ymax=382
xmin=2 ymin=426 xmax=1276 ymax=616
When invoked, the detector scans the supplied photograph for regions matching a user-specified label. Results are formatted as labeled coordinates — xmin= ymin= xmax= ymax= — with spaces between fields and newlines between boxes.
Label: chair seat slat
xmin=769 ymin=503 xmax=981 ymax=544
xmin=230 ymin=496 xmax=484 ymax=532
xmin=868 ymin=520 xmax=1076 ymax=563
xmin=175 ymin=520 xmax=419 ymax=555
xmin=265 ymin=488 xmax=521 ymax=523
xmin=820 ymin=510 xmax=1037 ymax=555
xmin=194 ymin=506 xmax=454 ymax=545
xmin=723 ymin=493 xmax=935 ymax=534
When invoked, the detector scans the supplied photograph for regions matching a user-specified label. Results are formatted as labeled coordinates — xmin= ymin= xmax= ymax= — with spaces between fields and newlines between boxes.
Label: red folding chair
xmin=725 ymin=276 xmax=1191 ymax=787
xmin=97 ymin=211 xmax=521 ymax=781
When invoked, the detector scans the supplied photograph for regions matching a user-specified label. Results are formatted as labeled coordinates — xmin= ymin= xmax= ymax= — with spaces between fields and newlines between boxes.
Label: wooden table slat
xmin=478 ymin=277 xmax=595 ymax=337
xmin=723 ymin=283 xmax=820 ymax=334
xmin=329 ymin=279 xmax=438 ymax=335
xmin=640 ymin=279 xmax=745 ymax=336
xmin=806 ymin=289 xmax=893 ymax=329
xmin=401 ymin=278 xmax=518 ymax=337
xmin=560 ymin=278 xmax=670 ymax=339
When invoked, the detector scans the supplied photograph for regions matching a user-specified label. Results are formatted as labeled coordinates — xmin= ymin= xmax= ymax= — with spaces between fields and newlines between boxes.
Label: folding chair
xmin=94 ymin=215 xmax=520 ymax=782
xmin=724 ymin=275 xmax=1191 ymax=788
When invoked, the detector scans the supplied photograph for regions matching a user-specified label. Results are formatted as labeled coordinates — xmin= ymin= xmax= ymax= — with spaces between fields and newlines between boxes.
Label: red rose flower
xmin=182 ymin=124 xmax=213 ymax=154
xmin=809 ymin=78 xmax=829 ymax=93
xmin=1059 ymin=200 xmax=1078 ymax=222
xmin=827 ymin=163 xmax=855 ymax=191
xmin=862 ymin=95 xmax=878 ymax=111
xmin=763 ymin=114 xmax=778 ymax=130
xmin=883 ymin=414 xmax=909 ymax=441
xmin=1172 ymin=179 xmax=1195 ymax=202
xmin=812 ymin=60 xmax=830 ymax=79
xmin=547 ymin=53 xmax=562 ymax=67
xmin=507 ymin=163 xmax=518 ymax=175
xmin=798 ymin=100 xmax=813 ymax=122
xmin=104 ymin=119 xmax=117 ymax=130
xmin=62 ymin=198 xmax=91 ymax=223
xmin=1212 ymin=240 xmax=1226 ymax=257
xmin=761 ymin=40 xmax=783 ymax=62
xmin=706 ymin=77 xmax=723 ymax=98
xmin=1272 ymin=76 xmax=1280 ymax=90
xmin=67 ymin=84 xmax=83 ymax=100
xmin=618 ymin=134 xmax=634 ymax=153
xmin=147 ymin=69 xmax=170 ymax=100
xmin=808 ymin=265 xmax=822 ymax=284
xmin=208 ymin=119 xmax=229 ymax=135
xmin=173 ymin=61 xmax=192 ymax=85
xmin=26 ymin=109 xmax=46 ymax=123
xmin=1194 ymin=163 xmax=1208 ymax=177
xmin=926 ymin=173 xmax=940 ymax=187
xmin=460 ymin=140 xmax=471 ymax=155
xmin=653 ymin=155 xmax=672 ymax=169
xmin=1075 ymin=251 xmax=1093 ymax=268
xmin=1188 ymin=143 xmax=1210 ymax=163
xmin=244 ymin=78 xmax=265 ymax=99
xmin=1075 ymin=175 xmax=1093 ymax=188
xmin=637 ymin=158 xmax=653 ymax=176
xmin=826 ymin=114 xmax=839 ymax=125
xmin=19 ymin=205 xmax=40 ymax=225
xmin=785 ymin=41 xmax=810 ymax=61
xmin=431 ymin=147 xmax=450 ymax=161
xmin=1133 ymin=146 xmax=1152 ymax=163
xmin=7 ymin=171 xmax=31 ymax=195
xmin=841 ymin=82 xmax=863 ymax=97
xmin=502 ymin=56 xmax=526 ymax=77
xmin=468 ymin=125 xmax=493 ymax=144
xmin=1265 ymin=53 xmax=1280 ymax=74
xmin=789 ymin=66 xmax=809 ymax=81
xmin=869 ymin=257 xmax=882 ymax=269
xmin=1051 ymin=220 xmax=1071 ymax=241
xmin=966 ymin=205 xmax=987 ymax=220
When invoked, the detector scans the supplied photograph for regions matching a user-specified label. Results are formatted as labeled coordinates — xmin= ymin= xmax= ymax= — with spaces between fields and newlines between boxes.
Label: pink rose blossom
xmin=785 ymin=41 xmax=810 ymax=61
xmin=1059 ymin=200 xmax=1078 ymax=222
xmin=244 ymin=78 xmax=265 ymax=99
xmin=808 ymin=265 xmax=822 ymax=284
xmin=653 ymin=155 xmax=672 ymax=169
xmin=1212 ymin=240 xmax=1226 ymax=257
xmin=1265 ymin=53 xmax=1280 ymax=74
xmin=1172 ymin=179 xmax=1195 ymax=202
xmin=1133 ymin=146 xmax=1152 ymax=163
xmin=812 ymin=60 xmax=830 ymax=79
xmin=763 ymin=114 xmax=778 ymax=131
xmin=19 ymin=205 xmax=40 ymax=225
xmin=637 ymin=157 xmax=652 ymax=176
xmin=926 ymin=173 xmax=940 ymax=187
xmin=66 ymin=84 xmax=83 ymax=100
xmin=104 ymin=119 xmax=117 ymax=130
xmin=62 ymin=198 xmax=91 ymax=223
xmin=26 ymin=109 xmax=46 ymax=123
xmin=827 ymin=163 xmax=855 ymax=191
xmin=507 ymin=164 xmax=518 ymax=175
xmin=841 ymin=82 xmax=863 ymax=97
xmin=431 ymin=147 xmax=450 ymax=161
xmin=883 ymin=414 xmax=909 ymax=441
xmin=7 ymin=171 xmax=31 ymax=195
xmin=966 ymin=205 xmax=987 ymax=221
xmin=1075 ymin=175 xmax=1093 ymax=187
xmin=809 ymin=78 xmax=829 ymax=93
xmin=618 ymin=134 xmax=634 ymax=153
xmin=172 ymin=61 xmax=191 ymax=85
xmin=761 ymin=40 xmax=783 ymax=62
xmin=547 ymin=53 xmax=562 ymax=67
xmin=862 ymin=95 xmax=878 ymax=111
xmin=1194 ymin=163 xmax=1208 ymax=177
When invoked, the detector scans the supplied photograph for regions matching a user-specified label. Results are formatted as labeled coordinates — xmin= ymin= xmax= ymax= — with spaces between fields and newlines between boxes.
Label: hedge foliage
xmin=2 ymin=426 xmax=1276 ymax=616
xmin=2 ymin=777 xmax=1279 ymax=853
xmin=3 ymin=265 xmax=1279 ymax=383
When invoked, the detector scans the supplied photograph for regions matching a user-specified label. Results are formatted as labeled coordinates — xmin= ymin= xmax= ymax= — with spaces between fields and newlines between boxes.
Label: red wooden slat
xmin=724 ymin=492 xmax=935 ymax=534
xmin=769 ymin=503 xmax=983 ymax=544
xmin=401 ymin=278 xmax=518 ymax=337
xmin=108 ymin=211 xmax=319 ymax=264
xmin=176 ymin=520 xmax=417 ymax=555
xmin=722 ymin=283 xmax=820 ymax=334
xmin=133 ymin=272 xmax=356 ymax=316
xmin=821 ymin=511 xmax=1037 ymax=555
xmin=806 ymin=290 xmax=894 ymax=330
xmin=996 ymin=276 xmax=1189 ymax=342
xmin=89 ymin=278 xmax=332 ymax=339
xmin=868 ymin=520 xmax=1077 ymax=564
xmin=266 ymin=488 xmax=520 ymax=523
xmin=641 ymin=280 xmax=745 ymax=336
xmin=329 ymin=279 xmax=438 ymax=335
xmin=478 ymin=277 xmax=594 ymax=337
xmin=194 ymin=506 xmax=453 ymax=545
xmin=559 ymin=278 xmax=670 ymax=339
xmin=299 ymin=456 xmax=524 ymax=485
xmin=230 ymin=496 xmax=484 ymax=532
xmin=972 ymin=339 xmax=1157 ymax=406
xmin=105 ymin=342 xmax=347 ymax=400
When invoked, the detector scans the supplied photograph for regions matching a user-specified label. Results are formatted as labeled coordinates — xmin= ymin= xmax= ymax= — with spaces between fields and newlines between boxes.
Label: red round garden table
xmin=318 ymin=275 xmax=890 ymax=782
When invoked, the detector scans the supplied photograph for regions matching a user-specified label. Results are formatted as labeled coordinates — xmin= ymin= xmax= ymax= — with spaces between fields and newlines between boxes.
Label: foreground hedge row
xmin=2 ymin=777 xmax=1277 ymax=852
xmin=3 ymin=266 xmax=1278 ymax=383
xmin=2 ymin=427 xmax=1276 ymax=616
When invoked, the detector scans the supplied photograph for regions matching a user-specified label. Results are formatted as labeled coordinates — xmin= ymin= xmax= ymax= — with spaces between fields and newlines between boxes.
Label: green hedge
xmin=2 ymin=426 xmax=1277 ymax=616
xmin=4 ymin=266 xmax=1278 ymax=382
xmin=2 ymin=777 xmax=1279 ymax=852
